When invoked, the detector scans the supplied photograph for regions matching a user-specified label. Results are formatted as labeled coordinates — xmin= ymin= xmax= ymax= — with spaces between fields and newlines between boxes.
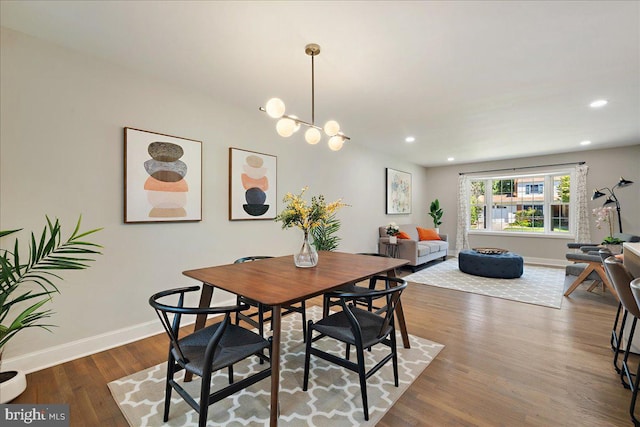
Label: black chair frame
xmin=303 ymin=276 xmax=408 ymax=421
xmin=604 ymin=257 xmax=638 ymax=391
xmin=149 ymin=285 xmax=272 ymax=427
xmin=628 ymin=278 xmax=640 ymax=426
xmin=233 ymin=256 xmax=307 ymax=341
xmin=322 ymin=253 xmax=392 ymax=317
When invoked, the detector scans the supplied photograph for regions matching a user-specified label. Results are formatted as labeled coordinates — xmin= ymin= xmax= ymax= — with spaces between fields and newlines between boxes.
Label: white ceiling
xmin=2 ymin=1 xmax=639 ymax=167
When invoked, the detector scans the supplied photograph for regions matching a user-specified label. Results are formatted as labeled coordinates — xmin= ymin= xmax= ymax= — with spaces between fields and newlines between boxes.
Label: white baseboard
xmin=2 ymin=296 xmax=236 ymax=374
xmin=523 ymin=257 xmax=568 ymax=267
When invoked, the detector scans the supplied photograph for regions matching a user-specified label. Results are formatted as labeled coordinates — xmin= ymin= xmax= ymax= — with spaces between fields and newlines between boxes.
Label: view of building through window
xmin=470 ymin=173 xmax=571 ymax=234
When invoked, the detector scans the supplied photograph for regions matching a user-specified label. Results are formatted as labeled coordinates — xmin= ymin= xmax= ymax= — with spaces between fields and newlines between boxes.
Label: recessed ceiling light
xmin=405 ymin=136 xmax=415 ymax=143
xmin=589 ymin=99 xmax=608 ymax=108
xmin=580 ymin=140 xmax=592 ymax=146
xmin=447 ymin=157 xmax=455 ymax=162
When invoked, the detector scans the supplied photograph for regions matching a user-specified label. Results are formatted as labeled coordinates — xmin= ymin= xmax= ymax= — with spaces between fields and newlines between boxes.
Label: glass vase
xmin=294 ymin=230 xmax=318 ymax=267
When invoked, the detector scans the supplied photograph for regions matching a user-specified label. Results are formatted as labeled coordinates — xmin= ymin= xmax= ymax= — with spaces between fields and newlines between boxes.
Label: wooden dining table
xmin=182 ymin=251 xmax=410 ymax=427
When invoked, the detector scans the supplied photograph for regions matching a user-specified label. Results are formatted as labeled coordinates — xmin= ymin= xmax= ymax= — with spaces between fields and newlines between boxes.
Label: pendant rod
xmin=311 ymin=53 xmax=315 ymax=125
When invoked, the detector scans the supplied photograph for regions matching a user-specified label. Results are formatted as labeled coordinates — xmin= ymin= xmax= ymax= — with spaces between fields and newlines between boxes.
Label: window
xmin=469 ymin=171 xmax=572 ymax=235
xmin=525 ymin=184 xmax=543 ymax=194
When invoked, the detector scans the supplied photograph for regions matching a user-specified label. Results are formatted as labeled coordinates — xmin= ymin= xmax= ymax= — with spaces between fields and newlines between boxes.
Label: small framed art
xmin=386 ymin=167 xmax=412 ymax=214
xmin=229 ymin=147 xmax=277 ymax=220
xmin=124 ymin=127 xmax=202 ymax=223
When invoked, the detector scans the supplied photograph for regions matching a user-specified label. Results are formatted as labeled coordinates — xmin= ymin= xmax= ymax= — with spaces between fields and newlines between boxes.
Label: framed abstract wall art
xmin=124 ymin=127 xmax=202 ymax=223
xmin=386 ymin=167 xmax=412 ymax=214
xmin=229 ymin=147 xmax=277 ymax=220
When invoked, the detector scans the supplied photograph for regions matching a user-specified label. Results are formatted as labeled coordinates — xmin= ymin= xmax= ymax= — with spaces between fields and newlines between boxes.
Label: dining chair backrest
xmin=630 ymin=278 xmax=640 ymax=317
xmin=604 ymin=257 xmax=640 ymax=318
xmin=334 ymin=276 xmax=408 ymax=339
xmin=599 ymin=247 xmax=613 ymax=262
xmin=149 ymin=285 xmax=244 ymax=363
xmin=599 ymin=248 xmax=614 ymax=282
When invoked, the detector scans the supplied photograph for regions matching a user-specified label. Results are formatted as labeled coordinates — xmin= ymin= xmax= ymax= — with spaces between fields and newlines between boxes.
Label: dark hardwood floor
xmin=13 ymin=268 xmax=637 ymax=426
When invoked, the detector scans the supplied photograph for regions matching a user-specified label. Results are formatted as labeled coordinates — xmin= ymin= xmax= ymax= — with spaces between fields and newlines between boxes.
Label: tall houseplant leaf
xmin=311 ymin=213 xmax=342 ymax=252
xmin=429 ymin=199 xmax=444 ymax=228
xmin=0 ymin=216 xmax=102 ymax=352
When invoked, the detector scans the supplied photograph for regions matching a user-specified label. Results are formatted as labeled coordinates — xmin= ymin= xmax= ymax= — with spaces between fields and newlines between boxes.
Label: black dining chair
xmin=149 ymin=285 xmax=272 ymax=427
xmin=604 ymin=257 xmax=639 ymax=390
xmin=627 ymin=277 xmax=640 ymax=426
xmin=234 ymin=256 xmax=307 ymax=341
xmin=597 ymin=248 xmax=628 ymax=370
xmin=322 ymin=252 xmax=392 ymax=317
xmin=303 ymin=276 xmax=408 ymax=421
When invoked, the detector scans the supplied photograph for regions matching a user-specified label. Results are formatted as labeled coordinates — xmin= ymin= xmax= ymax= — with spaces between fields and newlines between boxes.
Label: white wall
xmin=0 ymin=27 xmax=430 ymax=371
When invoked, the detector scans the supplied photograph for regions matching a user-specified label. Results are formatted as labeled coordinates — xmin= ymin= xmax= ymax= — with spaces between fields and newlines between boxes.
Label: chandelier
xmin=259 ymin=43 xmax=350 ymax=151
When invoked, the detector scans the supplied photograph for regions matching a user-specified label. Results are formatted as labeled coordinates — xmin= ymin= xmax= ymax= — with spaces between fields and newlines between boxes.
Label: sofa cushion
xmin=416 ymin=243 xmax=431 ymax=257
xmin=419 ymin=240 xmax=448 ymax=254
xmin=397 ymin=231 xmax=411 ymax=239
xmin=417 ymin=227 xmax=441 ymax=241
xmin=399 ymin=226 xmax=418 ymax=241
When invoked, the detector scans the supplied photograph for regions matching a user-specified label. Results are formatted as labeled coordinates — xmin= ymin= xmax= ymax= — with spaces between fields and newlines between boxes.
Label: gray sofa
xmin=378 ymin=224 xmax=448 ymax=270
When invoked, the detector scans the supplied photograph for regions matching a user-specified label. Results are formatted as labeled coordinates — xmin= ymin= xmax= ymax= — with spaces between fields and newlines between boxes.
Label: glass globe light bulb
xmin=323 ymin=120 xmax=340 ymax=136
xmin=265 ymin=98 xmax=285 ymax=118
xmin=288 ymin=115 xmax=301 ymax=133
xmin=276 ymin=118 xmax=296 ymax=137
xmin=328 ymin=136 xmax=345 ymax=151
xmin=305 ymin=127 xmax=321 ymax=145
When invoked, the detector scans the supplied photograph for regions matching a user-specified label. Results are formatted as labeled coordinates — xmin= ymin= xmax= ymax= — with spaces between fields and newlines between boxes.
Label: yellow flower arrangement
xmin=275 ymin=187 xmax=347 ymax=234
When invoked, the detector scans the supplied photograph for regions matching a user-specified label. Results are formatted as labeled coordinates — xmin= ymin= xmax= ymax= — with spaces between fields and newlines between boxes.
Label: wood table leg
xmin=184 ymin=284 xmax=214 ymax=382
xmin=387 ymin=268 xmax=411 ymax=349
xmin=270 ymin=305 xmax=281 ymax=427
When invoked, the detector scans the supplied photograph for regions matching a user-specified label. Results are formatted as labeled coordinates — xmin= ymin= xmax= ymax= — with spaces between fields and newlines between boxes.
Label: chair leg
xmin=621 ymin=317 xmax=638 ymax=390
xmin=300 ymin=300 xmax=307 ymax=342
xmin=303 ymin=321 xmax=313 ymax=391
xmin=612 ymin=302 xmax=624 ymax=351
xmin=391 ymin=327 xmax=399 ymax=387
xmin=631 ymin=356 xmax=640 ymax=426
xmin=198 ymin=369 xmax=212 ymax=427
xmin=164 ymin=355 xmax=176 ymax=422
xmin=322 ymin=295 xmax=330 ymax=318
xmin=564 ymin=264 xmax=597 ymax=296
xmin=258 ymin=303 xmax=265 ymax=337
xmin=614 ymin=308 xmax=629 ymax=374
xmin=355 ymin=344 xmax=369 ymax=421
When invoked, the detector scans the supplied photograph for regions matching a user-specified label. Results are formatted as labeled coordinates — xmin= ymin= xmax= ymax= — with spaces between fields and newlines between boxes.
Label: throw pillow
xmin=417 ymin=227 xmax=441 ymax=241
xmin=397 ymin=231 xmax=411 ymax=239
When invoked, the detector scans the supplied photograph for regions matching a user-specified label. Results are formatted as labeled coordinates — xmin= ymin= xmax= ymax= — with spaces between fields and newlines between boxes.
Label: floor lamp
xmin=592 ymin=177 xmax=634 ymax=233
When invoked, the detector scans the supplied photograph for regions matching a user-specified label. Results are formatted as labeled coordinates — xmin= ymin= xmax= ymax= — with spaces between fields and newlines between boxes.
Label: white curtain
xmin=574 ymin=164 xmax=591 ymax=244
xmin=456 ymin=174 xmax=471 ymax=253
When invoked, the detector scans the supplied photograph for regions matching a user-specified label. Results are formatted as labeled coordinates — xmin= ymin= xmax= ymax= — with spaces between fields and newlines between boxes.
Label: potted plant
xmin=275 ymin=187 xmax=347 ymax=267
xmin=592 ymin=206 xmax=623 ymax=251
xmin=386 ymin=222 xmax=400 ymax=244
xmin=429 ymin=199 xmax=443 ymax=232
xmin=311 ymin=212 xmax=342 ymax=252
xmin=0 ymin=216 xmax=102 ymax=403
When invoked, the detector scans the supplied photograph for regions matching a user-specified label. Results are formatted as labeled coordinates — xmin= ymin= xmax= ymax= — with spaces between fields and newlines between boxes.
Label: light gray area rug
xmin=404 ymin=258 xmax=566 ymax=309
xmin=108 ymin=306 xmax=444 ymax=427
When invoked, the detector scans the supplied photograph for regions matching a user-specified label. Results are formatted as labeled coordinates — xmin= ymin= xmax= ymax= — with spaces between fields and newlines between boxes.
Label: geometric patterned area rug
xmin=404 ymin=258 xmax=566 ymax=309
xmin=108 ymin=306 xmax=444 ymax=427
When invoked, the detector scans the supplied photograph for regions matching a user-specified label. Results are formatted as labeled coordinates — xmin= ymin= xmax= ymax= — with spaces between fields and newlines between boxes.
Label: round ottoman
xmin=458 ymin=249 xmax=524 ymax=279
